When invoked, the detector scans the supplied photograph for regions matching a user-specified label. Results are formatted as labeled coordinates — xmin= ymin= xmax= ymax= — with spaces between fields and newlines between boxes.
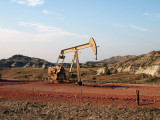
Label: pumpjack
xmin=44 ymin=37 xmax=97 ymax=85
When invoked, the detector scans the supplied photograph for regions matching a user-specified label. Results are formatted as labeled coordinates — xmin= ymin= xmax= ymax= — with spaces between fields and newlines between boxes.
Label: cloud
xmin=113 ymin=23 xmax=149 ymax=32
xmin=18 ymin=21 xmax=61 ymax=33
xmin=129 ymin=25 xmax=148 ymax=32
xmin=143 ymin=12 xmax=150 ymax=16
xmin=12 ymin=0 xmax=45 ymax=6
xmin=17 ymin=21 xmax=88 ymax=38
xmin=0 ymin=26 xmax=37 ymax=42
xmin=42 ymin=9 xmax=49 ymax=14
xmin=0 ymin=21 xmax=88 ymax=43
xmin=42 ymin=9 xmax=65 ymax=19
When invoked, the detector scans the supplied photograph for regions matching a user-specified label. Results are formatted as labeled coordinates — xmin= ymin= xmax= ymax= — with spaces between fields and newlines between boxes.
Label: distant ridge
xmin=100 ymin=55 xmax=135 ymax=64
xmin=86 ymin=55 xmax=135 ymax=65
xmin=0 ymin=55 xmax=55 ymax=68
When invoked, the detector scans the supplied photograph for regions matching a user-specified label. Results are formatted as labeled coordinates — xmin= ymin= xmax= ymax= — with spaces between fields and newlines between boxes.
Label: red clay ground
xmin=0 ymin=81 xmax=160 ymax=108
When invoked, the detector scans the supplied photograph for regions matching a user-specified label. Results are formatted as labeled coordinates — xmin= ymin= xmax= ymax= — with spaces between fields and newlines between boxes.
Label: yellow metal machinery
xmin=44 ymin=37 xmax=97 ymax=85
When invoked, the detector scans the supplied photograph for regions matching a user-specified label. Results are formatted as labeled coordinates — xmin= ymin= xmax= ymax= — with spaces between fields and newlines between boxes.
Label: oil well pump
xmin=44 ymin=37 xmax=97 ymax=85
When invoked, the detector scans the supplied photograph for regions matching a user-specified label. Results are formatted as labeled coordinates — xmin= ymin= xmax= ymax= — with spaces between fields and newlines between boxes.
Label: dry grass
xmin=0 ymin=67 xmax=160 ymax=84
xmin=82 ymin=71 xmax=160 ymax=84
xmin=0 ymin=68 xmax=47 ymax=81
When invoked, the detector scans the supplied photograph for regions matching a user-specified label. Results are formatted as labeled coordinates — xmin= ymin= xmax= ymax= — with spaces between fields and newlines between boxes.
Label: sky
xmin=0 ymin=0 xmax=160 ymax=63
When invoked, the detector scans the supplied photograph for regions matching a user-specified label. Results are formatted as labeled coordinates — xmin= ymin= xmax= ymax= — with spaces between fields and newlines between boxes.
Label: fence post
xmin=136 ymin=90 xmax=140 ymax=106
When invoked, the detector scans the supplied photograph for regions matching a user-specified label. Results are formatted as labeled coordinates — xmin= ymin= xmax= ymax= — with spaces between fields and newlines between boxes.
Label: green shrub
xmin=92 ymin=77 xmax=96 ymax=80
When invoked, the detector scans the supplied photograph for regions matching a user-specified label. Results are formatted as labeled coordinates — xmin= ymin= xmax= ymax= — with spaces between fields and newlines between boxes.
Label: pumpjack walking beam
xmin=56 ymin=37 xmax=97 ymax=85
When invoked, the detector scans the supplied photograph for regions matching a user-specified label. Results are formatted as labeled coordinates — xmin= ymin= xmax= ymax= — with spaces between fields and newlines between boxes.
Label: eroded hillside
xmin=110 ymin=51 xmax=160 ymax=77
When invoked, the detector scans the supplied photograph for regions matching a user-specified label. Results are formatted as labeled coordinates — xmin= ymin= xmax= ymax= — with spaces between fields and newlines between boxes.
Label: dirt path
xmin=0 ymin=81 xmax=160 ymax=108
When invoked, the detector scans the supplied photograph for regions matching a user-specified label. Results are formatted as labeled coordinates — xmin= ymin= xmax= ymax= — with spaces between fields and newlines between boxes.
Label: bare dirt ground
xmin=1 ymin=81 xmax=160 ymax=108
xmin=0 ymin=81 xmax=160 ymax=119
xmin=1 ymin=81 xmax=160 ymax=119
